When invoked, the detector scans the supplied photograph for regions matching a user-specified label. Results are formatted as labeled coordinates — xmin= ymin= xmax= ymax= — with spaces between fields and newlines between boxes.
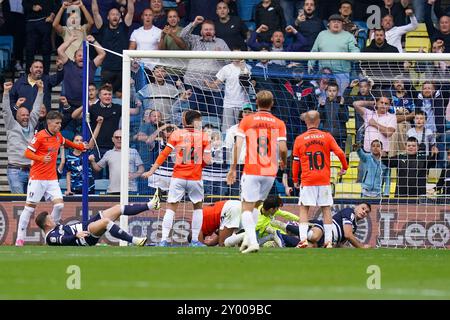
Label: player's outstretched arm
xmin=64 ymin=137 xmax=87 ymax=151
xmin=91 ymin=0 xmax=103 ymax=29
xmin=204 ymin=232 xmax=219 ymax=246
xmin=343 ymin=224 xmax=369 ymax=248
xmin=278 ymin=140 xmax=288 ymax=170
xmin=88 ymin=116 xmax=103 ymax=149
xmin=142 ymin=145 xmax=172 ymax=178
xmin=292 ymin=139 xmax=301 ymax=189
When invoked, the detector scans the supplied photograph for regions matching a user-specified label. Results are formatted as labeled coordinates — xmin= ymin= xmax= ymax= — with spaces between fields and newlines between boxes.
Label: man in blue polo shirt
xmin=9 ymin=59 xmax=63 ymax=115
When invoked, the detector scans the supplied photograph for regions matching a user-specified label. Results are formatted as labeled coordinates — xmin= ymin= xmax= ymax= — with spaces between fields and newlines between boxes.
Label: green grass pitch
xmin=0 ymin=247 xmax=449 ymax=299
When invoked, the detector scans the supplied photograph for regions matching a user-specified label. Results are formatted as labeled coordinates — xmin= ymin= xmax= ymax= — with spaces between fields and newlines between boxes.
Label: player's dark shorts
xmin=81 ymin=212 xmax=103 ymax=246
xmin=309 ymin=219 xmax=324 ymax=247
xmin=286 ymin=220 xmax=325 ymax=247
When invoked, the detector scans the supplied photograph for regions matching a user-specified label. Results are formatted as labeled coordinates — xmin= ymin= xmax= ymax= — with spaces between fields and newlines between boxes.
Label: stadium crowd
xmin=0 ymin=0 xmax=450 ymax=199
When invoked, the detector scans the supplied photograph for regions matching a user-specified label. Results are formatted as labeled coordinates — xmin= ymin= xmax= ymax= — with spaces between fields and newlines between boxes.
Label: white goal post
xmin=119 ymin=50 xmax=450 ymax=247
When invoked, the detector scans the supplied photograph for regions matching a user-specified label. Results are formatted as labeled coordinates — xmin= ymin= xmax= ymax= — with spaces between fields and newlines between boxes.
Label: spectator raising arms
xmin=2 ymin=81 xmax=42 ymax=194
xmin=9 ymin=59 xmax=63 ymax=114
xmin=308 ymin=14 xmax=360 ymax=96
xmin=92 ymin=0 xmax=135 ymax=93
xmin=58 ymin=34 xmax=105 ymax=108
xmin=52 ymin=1 xmax=94 ymax=60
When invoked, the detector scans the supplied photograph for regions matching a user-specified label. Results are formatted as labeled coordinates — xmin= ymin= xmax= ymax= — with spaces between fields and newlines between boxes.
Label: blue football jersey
xmin=45 ymin=217 xmax=101 ymax=246
xmin=46 ymin=223 xmax=84 ymax=246
xmin=332 ymin=208 xmax=357 ymax=244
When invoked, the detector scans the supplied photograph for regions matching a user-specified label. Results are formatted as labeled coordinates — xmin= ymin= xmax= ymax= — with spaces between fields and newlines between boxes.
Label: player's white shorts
xmin=299 ymin=185 xmax=333 ymax=206
xmin=220 ymin=200 xmax=242 ymax=230
xmin=26 ymin=180 xmax=63 ymax=203
xmin=167 ymin=178 xmax=204 ymax=204
xmin=148 ymin=173 xmax=171 ymax=191
xmin=240 ymin=174 xmax=275 ymax=202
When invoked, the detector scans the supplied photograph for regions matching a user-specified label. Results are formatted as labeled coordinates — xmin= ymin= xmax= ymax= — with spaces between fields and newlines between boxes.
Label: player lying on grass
xmin=276 ymin=203 xmax=372 ymax=248
xmin=223 ymin=195 xmax=300 ymax=248
xmin=186 ymin=200 xmax=242 ymax=246
xmin=34 ymin=193 xmax=161 ymax=246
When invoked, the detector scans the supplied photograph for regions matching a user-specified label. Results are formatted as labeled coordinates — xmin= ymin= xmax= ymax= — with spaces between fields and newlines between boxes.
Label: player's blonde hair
xmin=256 ymin=90 xmax=274 ymax=109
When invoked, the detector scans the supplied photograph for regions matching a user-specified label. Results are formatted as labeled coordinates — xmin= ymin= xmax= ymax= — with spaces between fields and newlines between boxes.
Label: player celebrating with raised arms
xmin=16 ymin=110 xmax=88 ymax=246
xmin=142 ymin=110 xmax=211 ymax=247
xmin=292 ymin=110 xmax=348 ymax=248
xmin=227 ymin=90 xmax=288 ymax=254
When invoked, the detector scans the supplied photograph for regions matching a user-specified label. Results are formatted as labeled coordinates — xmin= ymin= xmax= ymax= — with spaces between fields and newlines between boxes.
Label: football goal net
xmin=115 ymin=50 xmax=449 ymax=248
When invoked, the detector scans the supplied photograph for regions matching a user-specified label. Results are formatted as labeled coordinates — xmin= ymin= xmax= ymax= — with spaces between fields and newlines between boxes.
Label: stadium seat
xmin=342 ymin=167 xmax=358 ymax=183
xmin=405 ymin=23 xmax=431 ymax=52
xmin=348 ymin=151 xmax=360 ymax=167
xmin=390 ymin=168 xmax=397 ymax=182
xmin=428 ymin=168 xmax=442 ymax=184
xmin=330 ymin=152 xmax=342 ymax=168
xmin=389 ymin=181 xmax=396 ymax=198
xmin=334 ymin=182 xmax=362 ymax=198
xmin=95 ymin=179 xmax=110 ymax=194
xmin=330 ymin=167 xmax=340 ymax=184
xmin=202 ymin=116 xmax=221 ymax=129
xmin=59 ymin=179 xmax=67 ymax=192
xmin=0 ymin=36 xmax=14 ymax=70
xmin=407 ymin=23 xmax=429 ymax=37
xmin=94 ymin=66 xmax=102 ymax=84
xmin=346 ymin=117 xmax=356 ymax=135
xmin=405 ymin=37 xmax=431 ymax=52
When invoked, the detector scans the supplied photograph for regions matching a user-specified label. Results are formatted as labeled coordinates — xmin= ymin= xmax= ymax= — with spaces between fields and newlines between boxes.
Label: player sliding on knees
xmin=278 ymin=203 xmax=372 ymax=248
xmin=16 ymin=108 xmax=88 ymax=246
xmin=292 ymin=110 xmax=348 ymax=249
xmin=227 ymin=90 xmax=288 ymax=254
xmin=35 ymin=194 xmax=161 ymax=246
xmin=142 ymin=110 xmax=211 ymax=247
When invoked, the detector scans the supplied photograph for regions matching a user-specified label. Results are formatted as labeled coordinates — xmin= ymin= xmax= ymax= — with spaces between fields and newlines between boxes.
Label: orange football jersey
xmin=237 ymin=111 xmax=287 ymax=177
xmin=28 ymin=129 xmax=66 ymax=180
xmin=167 ymin=128 xmax=210 ymax=181
xmin=292 ymin=128 xmax=348 ymax=186
xmin=201 ymin=200 xmax=227 ymax=236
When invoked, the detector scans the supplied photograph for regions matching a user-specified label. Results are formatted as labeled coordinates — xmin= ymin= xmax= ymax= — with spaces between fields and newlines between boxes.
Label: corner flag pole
xmin=81 ymin=40 xmax=90 ymax=223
